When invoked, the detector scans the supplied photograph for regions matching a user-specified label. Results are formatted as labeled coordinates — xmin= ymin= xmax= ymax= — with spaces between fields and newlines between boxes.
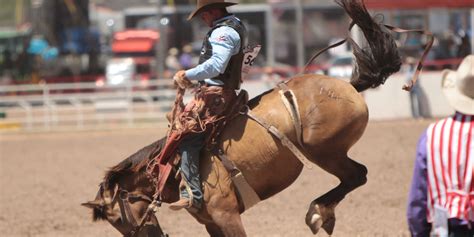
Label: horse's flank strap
xmin=277 ymin=82 xmax=304 ymax=148
xmin=246 ymin=110 xmax=313 ymax=169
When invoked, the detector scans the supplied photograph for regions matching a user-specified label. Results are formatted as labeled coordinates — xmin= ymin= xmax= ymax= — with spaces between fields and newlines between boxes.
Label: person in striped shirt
xmin=407 ymin=55 xmax=474 ymax=237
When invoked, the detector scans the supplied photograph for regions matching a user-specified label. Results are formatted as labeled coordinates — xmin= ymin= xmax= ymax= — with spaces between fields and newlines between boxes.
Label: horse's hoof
xmin=322 ymin=216 xmax=335 ymax=235
xmin=305 ymin=202 xmax=337 ymax=235
xmin=308 ymin=213 xmax=323 ymax=234
xmin=318 ymin=203 xmax=336 ymax=235
xmin=305 ymin=203 xmax=323 ymax=234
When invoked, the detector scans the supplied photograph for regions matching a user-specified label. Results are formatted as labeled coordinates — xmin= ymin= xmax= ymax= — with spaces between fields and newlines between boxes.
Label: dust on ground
xmin=0 ymin=119 xmax=432 ymax=236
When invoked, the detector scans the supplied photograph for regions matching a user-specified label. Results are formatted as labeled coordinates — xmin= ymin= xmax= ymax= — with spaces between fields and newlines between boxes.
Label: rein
xmin=303 ymin=21 xmax=434 ymax=91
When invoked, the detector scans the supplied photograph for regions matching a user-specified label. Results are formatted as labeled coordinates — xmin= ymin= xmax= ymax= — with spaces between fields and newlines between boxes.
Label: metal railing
xmin=0 ymin=80 xmax=184 ymax=132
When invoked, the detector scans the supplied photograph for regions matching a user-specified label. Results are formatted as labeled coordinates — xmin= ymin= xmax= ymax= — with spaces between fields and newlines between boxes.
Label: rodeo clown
xmin=407 ymin=55 xmax=474 ymax=236
xmin=169 ymin=0 xmax=248 ymax=211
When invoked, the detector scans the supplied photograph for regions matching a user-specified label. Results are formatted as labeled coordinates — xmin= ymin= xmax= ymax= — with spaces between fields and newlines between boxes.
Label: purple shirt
xmin=407 ymin=131 xmax=431 ymax=236
xmin=407 ymin=123 xmax=473 ymax=236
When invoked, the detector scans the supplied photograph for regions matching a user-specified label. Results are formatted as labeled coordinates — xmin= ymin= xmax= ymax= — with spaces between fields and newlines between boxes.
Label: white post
xmin=265 ymin=6 xmax=275 ymax=67
xmin=19 ymin=101 xmax=32 ymax=130
xmin=295 ymin=0 xmax=305 ymax=72
xmin=156 ymin=0 xmax=165 ymax=79
xmin=42 ymin=83 xmax=50 ymax=130
xmin=471 ymin=8 xmax=474 ymax=54
xmin=71 ymin=98 xmax=84 ymax=129
xmin=126 ymin=81 xmax=133 ymax=127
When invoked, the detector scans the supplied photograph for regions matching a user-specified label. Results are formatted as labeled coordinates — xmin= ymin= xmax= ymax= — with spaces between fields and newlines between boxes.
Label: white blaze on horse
xmin=83 ymin=0 xmax=406 ymax=236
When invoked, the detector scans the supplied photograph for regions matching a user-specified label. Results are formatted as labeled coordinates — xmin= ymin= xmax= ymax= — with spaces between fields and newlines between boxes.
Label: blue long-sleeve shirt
xmin=185 ymin=15 xmax=241 ymax=86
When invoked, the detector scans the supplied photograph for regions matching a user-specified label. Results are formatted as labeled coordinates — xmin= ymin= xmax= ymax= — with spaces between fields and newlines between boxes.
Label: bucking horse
xmin=83 ymin=0 xmax=413 ymax=236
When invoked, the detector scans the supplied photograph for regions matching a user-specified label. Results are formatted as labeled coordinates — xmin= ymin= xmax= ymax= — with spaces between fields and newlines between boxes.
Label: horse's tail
xmin=337 ymin=0 xmax=402 ymax=92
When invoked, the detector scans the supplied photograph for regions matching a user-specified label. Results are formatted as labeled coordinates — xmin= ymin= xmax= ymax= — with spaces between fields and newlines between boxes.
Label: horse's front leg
xmin=198 ymin=159 xmax=247 ymax=237
xmin=137 ymin=215 xmax=169 ymax=237
xmin=204 ymin=210 xmax=246 ymax=237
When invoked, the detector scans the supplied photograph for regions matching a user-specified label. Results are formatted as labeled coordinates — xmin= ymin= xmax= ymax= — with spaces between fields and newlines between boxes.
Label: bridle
xmin=117 ymin=189 xmax=161 ymax=237
xmin=101 ymin=184 xmax=162 ymax=237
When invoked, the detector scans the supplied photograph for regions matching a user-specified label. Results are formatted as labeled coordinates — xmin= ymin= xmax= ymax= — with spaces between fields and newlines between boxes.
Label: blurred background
xmin=0 ymin=2 xmax=472 ymax=236
xmin=0 ymin=0 xmax=473 ymax=131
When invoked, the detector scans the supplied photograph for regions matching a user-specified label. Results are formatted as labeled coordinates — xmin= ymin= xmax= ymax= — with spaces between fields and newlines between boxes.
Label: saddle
xmin=147 ymin=88 xmax=249 ymax=201
xmin=150 ymin=81 xmax=316 ymax=210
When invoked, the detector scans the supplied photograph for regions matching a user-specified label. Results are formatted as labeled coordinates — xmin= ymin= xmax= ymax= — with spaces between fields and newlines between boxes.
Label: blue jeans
xmin=178 ymin=132 xmax=205 ymax=209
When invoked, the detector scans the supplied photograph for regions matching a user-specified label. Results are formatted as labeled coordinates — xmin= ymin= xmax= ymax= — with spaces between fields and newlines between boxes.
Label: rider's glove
xmin=173 ymin=70 xmax=192 ymax=89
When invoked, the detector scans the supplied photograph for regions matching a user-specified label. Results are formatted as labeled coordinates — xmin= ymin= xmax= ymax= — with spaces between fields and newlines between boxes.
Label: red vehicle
xmin=96 ymin=29 xmax=159 ymax=89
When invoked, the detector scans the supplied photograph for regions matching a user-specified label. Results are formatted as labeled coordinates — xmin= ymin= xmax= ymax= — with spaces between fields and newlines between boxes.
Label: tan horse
xmin=83 ymin=0 xmax=402 ymax=236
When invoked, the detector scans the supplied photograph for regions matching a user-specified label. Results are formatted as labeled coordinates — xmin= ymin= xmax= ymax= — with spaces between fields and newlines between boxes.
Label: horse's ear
xmin=81 ymin=200 xmax=104 ymax=209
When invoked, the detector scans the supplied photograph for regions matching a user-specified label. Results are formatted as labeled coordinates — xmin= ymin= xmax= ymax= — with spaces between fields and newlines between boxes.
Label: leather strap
xmin=117 ymin=188 xmax=161 ymax=237
xmin=118 ymin=190 xmax=138 ymax=227
xmin=246 ymin=110 xmax=313 ymax=169
xmin=382 ymin=24 xmax=434 ymax=91
xmin=214 ymin=149 xmax=261 ymax=210
xmin=215 ymin=149 xmax=240 ymax=176
xmin=127 ymin=200 xmax=161 ymax=237
xmin=277 ymin=82 xmax=304 ymax=148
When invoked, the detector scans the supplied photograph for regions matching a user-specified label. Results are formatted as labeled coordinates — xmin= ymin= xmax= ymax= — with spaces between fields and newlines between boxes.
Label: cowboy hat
xmin=187 ymin=0 xmax=237 ymax=21
xmin=441 ymin=55 xmax=474 ymax=115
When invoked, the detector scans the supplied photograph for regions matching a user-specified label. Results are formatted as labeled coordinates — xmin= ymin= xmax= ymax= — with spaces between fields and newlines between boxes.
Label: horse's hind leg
xmin=306 ymin=155 xmax=367 ymax=235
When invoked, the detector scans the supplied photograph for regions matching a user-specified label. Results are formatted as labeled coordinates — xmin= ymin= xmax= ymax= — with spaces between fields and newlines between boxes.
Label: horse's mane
xmin=103 ymin=137 xmax=165 ymax=190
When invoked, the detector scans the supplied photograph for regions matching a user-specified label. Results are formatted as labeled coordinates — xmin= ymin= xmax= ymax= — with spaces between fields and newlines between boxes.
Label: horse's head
xmin=83 ymin=138 xmax=179 ymax=236
xmin=82 ymin=179 xmax=167 ymax=237
xmin=82 ymin=149 xmax=168 ymax=237
xmin=82 ymin=183 xmax=121 ymax=228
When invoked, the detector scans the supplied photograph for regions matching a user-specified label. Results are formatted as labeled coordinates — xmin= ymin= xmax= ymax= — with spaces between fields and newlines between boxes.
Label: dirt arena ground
xmin=0 ymin=119 xmax=433 ymax=237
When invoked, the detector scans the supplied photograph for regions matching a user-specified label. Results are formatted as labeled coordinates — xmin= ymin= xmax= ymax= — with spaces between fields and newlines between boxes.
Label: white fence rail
xmin=0 ymin=80 xmax=182 ymax=132
xmin=1 ymin=71 xmax=453 ymax=132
